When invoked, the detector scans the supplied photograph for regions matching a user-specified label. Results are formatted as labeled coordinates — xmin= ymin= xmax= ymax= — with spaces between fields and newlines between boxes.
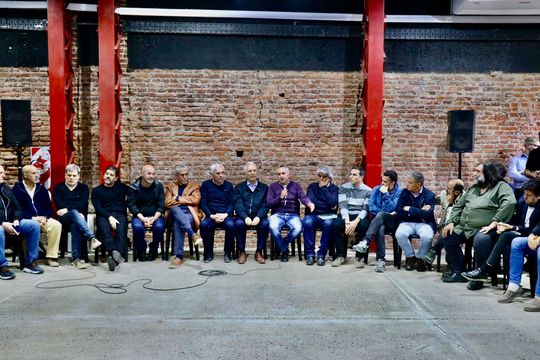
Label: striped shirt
xmin=338 ymin=182 xmax=372 ymax=221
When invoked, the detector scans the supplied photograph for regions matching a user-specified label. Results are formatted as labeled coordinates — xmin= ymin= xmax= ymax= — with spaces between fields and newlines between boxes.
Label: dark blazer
xmin=512 ymin=198 xmax=540 ymax=236
xmin=233 ymin=180 xmax=269 ymax=219
xmin=0 ymin=183 xmax=22 ymax=223
xmin=396 ymin=187 xmax=437 ymax=231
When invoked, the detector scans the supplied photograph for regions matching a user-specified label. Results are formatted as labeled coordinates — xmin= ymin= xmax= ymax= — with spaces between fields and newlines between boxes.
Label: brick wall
xmin=1 ymin=48 xmax=540 ymax=194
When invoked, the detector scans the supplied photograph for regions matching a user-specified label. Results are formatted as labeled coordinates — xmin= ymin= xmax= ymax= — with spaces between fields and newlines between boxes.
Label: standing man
xmin=442 ymin=161 xmax=516 ymax=284
xmin=394 ymin=171 xmax=437 ymax=272
xmin=13 ymin=165 xmax=61 ymax=267
xmin=200 ymin=163 xmax=235 ymax=263
xmin=331 ymin=166 xmax=372 ymax=267
xmin=53 ymin=164 xmax=99 ymax=269
xmin=302 ymin=166 xmax=338 ymax=266
xmin=267 ymin=166 xmax=314 ymax=262
xmin=525 ymin=131 xmax=540 ymax=181
xmin=0 ymin=164 xmax=42 ymax=279
xmin=353 ymin=170 xmax=401 ymax=273
xmin=233 ymin=162 xmax=269 ymax=264
xmin=128 ymin=165 xmax=165 ymax=262
xmin=509 ymin=137 xmax=539 ymax=199
xmin=91 ymin=166 xmax=129 ymax=272
xmin=165 ymin=165 xmax=203 ymax=268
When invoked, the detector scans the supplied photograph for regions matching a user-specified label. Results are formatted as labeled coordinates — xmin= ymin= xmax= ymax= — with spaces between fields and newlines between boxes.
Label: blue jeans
xmin=0 ymin=219 xmax=40 ymax=266
xmin=169 ymin=206 xmax=196 ymax=258
xmin=509 ymin=236 xmax=540 ymax=297
xmin=132 ymin=217 xmax=165 ymax=255
xmin=302 ymin=215 xmax=334 ymax=258
xmin=234 ymin=217 xmax=269 ymax=253
xmin=395 ymin=222 xmax=434 ymax=259
xmin=200 ymin=216 xmax=235 ymax=260
xmin=269 ymin=213 xmax=302 ymax=253
xmin=58 ymin=209 xmax=95 ymax=261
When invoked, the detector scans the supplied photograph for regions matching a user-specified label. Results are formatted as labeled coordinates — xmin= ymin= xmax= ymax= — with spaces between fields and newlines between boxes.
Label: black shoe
xmin=107 ymin=256 xmax=116 ymax=272
xmin=280 ymin=250 xmax=289 ymax=262
xmin=461 ymin=268 xmax=488 ymax=281
xmin=203 ymin=256 xmax=213 ymax=263
xmin=224 ymin=254 xmax=232 ymax=263
xmin=405 ymin=256 xmax=416 ymax=271
xmin=306 ymin=256 xmax=315 ymax=266
xmin=467 ymin=280 xmax=484 ymax=290
xmin=416 ymin=258 xmax=427 ymax=272
xmin=316 ymin=257 xmax=326 ymax=266
xmin=146 ymin=252 xmax=157 ymax=261
xmin=137 ymin=255 xmax=147 ymax=262
xmin=442 ymin=272 xmax=468 ymax=283
xmin=441 ymin=270 xmax=453 ymax=279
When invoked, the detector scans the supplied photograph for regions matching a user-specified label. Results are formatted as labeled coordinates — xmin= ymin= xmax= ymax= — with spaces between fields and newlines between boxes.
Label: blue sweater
xmin=306 ymin=182 xmax=338 ymax=215
xmin=12 ymin=181 xmax=53 ymax=219
xmin=369 ymin=183 xmax=402 ymax=216
xmin=200 ymin=180 xmax=234 ymax=217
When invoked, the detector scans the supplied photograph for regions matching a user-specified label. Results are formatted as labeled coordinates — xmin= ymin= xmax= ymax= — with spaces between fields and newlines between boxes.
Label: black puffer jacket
xmin=0 ymin=183 xmax=22 ymax=223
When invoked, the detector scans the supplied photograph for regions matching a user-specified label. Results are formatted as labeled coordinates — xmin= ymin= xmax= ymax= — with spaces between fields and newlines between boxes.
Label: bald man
xmin=128 ymin=164 xmax=165 ymax=261
xmin=13 ymin=165 xmax=62 ymax=267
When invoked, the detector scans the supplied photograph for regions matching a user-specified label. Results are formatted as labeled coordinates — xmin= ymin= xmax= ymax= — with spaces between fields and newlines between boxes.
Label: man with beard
xmin=462 ymin=180 xmax=540 ymax=289
xmin=442 ymin=161 xmax=516 ymax=284
xmin=91 ymin=166 xmax=130 ymax=271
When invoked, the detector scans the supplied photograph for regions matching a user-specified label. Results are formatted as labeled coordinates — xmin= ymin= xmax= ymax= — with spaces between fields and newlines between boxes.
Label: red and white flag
xmin=31 ymin=147 xmax=51 ymax=189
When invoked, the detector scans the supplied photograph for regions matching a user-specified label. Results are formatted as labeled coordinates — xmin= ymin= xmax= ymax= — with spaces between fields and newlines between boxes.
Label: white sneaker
xmin=331 ymin=257 xmax=346 ymax=267
xmin=71 ymin=259 xmax=88 ymax=269
xmin=353 ymin=257 xmax=365 ymax=268
xmin=352 ymin=240 xmax=369 ymax=253
xmin=90 ymin=237 xmax=102 ymax=250
xmin=375 ymin=260 xmax=385 ymax=273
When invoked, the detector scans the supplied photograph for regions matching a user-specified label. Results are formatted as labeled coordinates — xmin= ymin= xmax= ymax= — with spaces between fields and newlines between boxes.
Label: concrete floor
xmin=1 ymin=251 xmax=539 ymax=360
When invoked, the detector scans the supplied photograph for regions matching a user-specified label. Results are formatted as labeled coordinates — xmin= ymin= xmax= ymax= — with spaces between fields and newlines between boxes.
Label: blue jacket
xmin=369 ymin=183 xmax=402 ymax=216
xmin=512 ymin=198 xmax=540 ymax=236
xmin=200 ymin=180 xmax=234 ymax=217
xmin=12 ymin=181 xmax=53 ymax=219
xmin=233 ymin=180 xmax=269 ymax=219
xmin=306 ymin=182 xmax=338 ymax=215
xmin=396 ymin=187 xmax=437 ymax=231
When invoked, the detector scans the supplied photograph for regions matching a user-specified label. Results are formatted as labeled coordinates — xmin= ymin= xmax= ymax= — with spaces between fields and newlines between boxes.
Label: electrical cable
xmin=34 ymin=263 xmax=281 ymax=295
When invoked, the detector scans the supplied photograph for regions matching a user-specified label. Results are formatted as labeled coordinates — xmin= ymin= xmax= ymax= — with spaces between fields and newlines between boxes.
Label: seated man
xmin=331 ymin=166 xmax=371 ymax=267
xmin=463 ymin=180 xmax=540 ymax=288
xmin=442 ymin=161 xmax=516 ymax=284
xmin=91 ymin=166 xmax=129 ymax=272
xmin=233 ymin=162 xmax=269 ymax=264
xmin=53 ymin=164 xmax=99 ymax=269
xmin=165 ymin=165 xmax=203 ymax=268
xmin=509 ymin=137 xmax=539 ymax=200
xmin=128 ymin=165 xmax=165 ymax=262
xmin=353 ymin=170 xmax=401 ymax=273
xmin=395 ymin=171 xmax=437 ymax=272
xmin=200 ymin=163 xmax=235 ymax=263
xmin=13 ymin=165 xmax=61 ymax=267
xmin=497 ymin=233 xmax=540 ymax=311
xmin=302 ymin=166 xmax=338 ymax=266
xmin=267 ymin=166 xmax=314 ymax=262
xmin=423 ymin=178 xmax=465 ymax=265
xmin=0 ymin=164 xmax=42 ymax=279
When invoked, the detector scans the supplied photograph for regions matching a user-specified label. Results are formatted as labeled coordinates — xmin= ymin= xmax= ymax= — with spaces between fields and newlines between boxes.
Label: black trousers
xmin=96 ymin=212 xmax=128 ymax=259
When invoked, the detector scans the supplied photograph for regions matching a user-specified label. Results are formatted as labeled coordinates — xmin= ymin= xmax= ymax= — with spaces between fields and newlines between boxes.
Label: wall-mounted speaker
xmin=1 ymin=100 xmax=32 ymax=147
xmin=447 ymin=110 xmax=475 ymax=153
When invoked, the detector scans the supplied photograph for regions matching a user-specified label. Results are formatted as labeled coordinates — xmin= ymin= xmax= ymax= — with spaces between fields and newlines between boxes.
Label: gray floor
xmin=1 ymin=251 xmax=539 ymax=360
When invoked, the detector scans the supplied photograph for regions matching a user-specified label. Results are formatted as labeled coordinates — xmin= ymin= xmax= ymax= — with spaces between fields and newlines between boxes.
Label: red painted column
xmin=361 ymin=0 xmax=385 ymax=187
xmin=47 ymin=0 xmax=74 ymax=188
xmin=98 ymin=0 xmax=122 ymax=178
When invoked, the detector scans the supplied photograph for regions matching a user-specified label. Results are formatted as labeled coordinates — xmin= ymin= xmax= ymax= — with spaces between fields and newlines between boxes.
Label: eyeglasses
xmin=318 ymin=174 xmax=329 ymax=179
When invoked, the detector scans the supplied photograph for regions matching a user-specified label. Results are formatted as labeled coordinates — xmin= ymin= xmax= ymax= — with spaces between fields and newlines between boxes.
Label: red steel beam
xmin=362 ymin=0 xmax=385 ymax=187
xmin=48 ymin=0 xmax=74 ymax=188
xmin=98 ymin=0 xmax=122 ymax=178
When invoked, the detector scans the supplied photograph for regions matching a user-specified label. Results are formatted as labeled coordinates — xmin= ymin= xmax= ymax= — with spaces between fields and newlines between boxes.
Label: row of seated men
xmin=0 ymin=160 xmax=539 ymax=312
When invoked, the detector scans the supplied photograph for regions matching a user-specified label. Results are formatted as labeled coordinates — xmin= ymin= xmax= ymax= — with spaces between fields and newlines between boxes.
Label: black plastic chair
xmin=164 ymin=215 xmax=199 ymax=261
xmin=269 ymin=225 xmax=302 ymax=261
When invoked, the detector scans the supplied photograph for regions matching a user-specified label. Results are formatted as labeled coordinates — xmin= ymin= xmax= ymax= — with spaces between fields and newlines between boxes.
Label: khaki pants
xmin=40 ymin=218 xmax=62 ymax=259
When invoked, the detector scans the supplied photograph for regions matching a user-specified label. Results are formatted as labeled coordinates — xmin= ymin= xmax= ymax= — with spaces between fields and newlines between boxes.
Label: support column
xmin=361 ymin=0 xmax=385 ymax=187
xmin=98 ymin=0 xmax=122 ymax=178
xmin=47 ymin=0 xmax=75 ymax=188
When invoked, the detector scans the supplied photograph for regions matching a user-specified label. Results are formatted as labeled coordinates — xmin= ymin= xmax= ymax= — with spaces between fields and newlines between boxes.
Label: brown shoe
xmin=523 ymin=297 xmax=540 ymax=312
xmin=497 ymin=287 xmax=524 ymax=303
xmin=169 ymin=257 xmax=184 ymax=269
xmin=255 ymin=251 xmax=266 ymax=264
xmin=238 ymin=252 xmax=247 ymax=264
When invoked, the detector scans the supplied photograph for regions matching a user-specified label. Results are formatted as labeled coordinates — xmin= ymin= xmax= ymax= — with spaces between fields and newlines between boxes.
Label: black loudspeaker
xmin=1 ymin=100 xmax=32 ymax=147
xmin=447 ymin=110 xmax=475 ymax=153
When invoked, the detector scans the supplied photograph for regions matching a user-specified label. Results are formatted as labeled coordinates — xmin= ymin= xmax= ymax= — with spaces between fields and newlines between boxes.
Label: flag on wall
xmin=31 ymin=147 xmax=51 ymax=189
